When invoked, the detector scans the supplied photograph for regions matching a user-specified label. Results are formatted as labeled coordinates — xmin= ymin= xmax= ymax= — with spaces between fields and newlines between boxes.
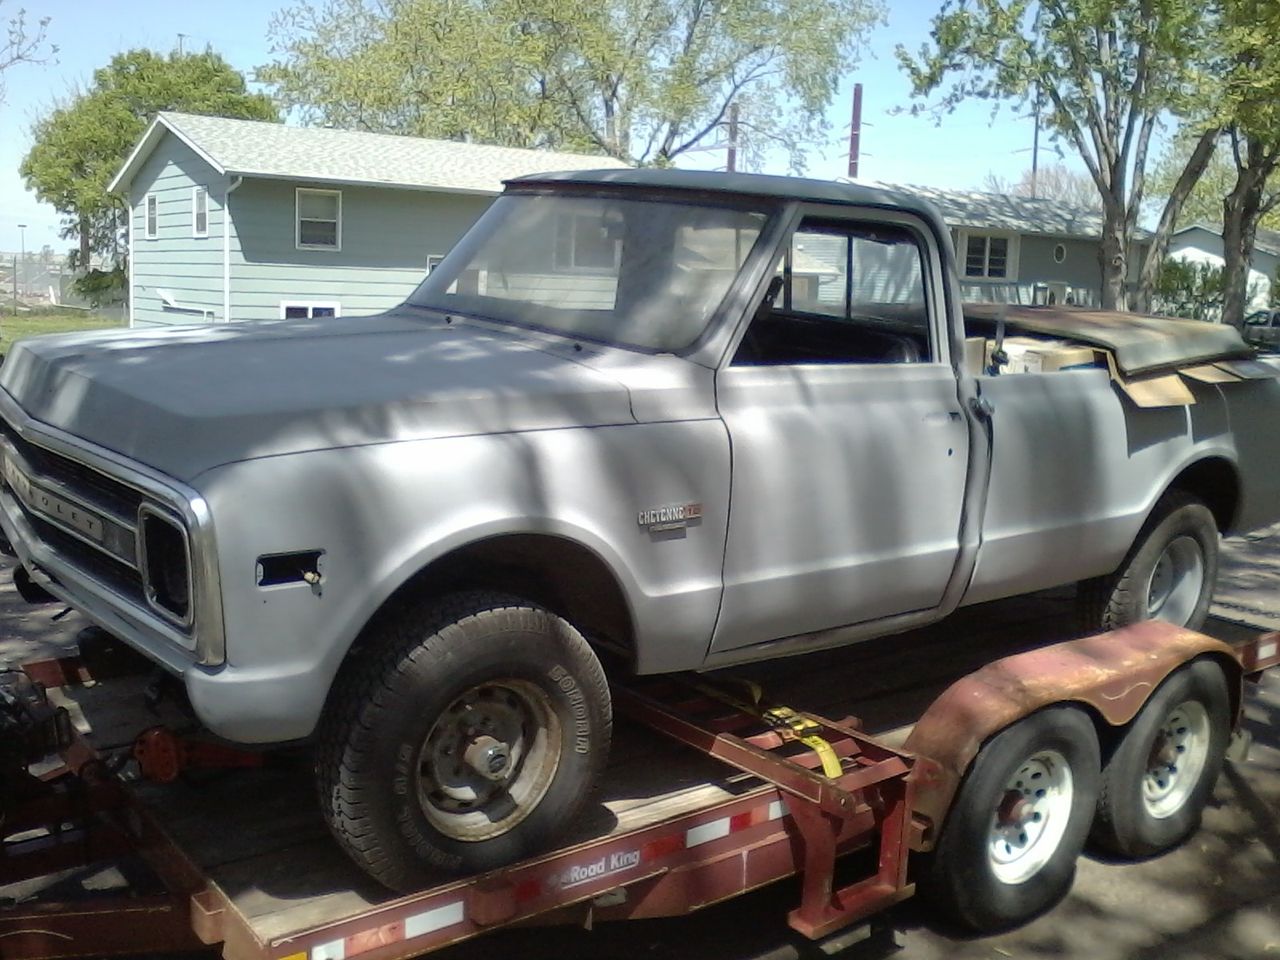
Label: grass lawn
xmin=0 ymin=309 xmax=126 ymax=355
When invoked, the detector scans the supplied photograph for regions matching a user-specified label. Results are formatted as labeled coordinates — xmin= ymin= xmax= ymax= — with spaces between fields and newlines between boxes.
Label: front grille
xmin=0 ymin=418 xmax=193 ymax=635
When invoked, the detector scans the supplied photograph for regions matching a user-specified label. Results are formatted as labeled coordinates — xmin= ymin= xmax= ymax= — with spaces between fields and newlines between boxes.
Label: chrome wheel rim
xmin=987 ymin=750 xmax=1074 ymax=885
xmin=1143 ymin=700 xmax=1210 ymax=820
xmin=1144 ymin=536 xmax=1205 ymax=626
xmin=416 ymin=680 xmax=562 ymax=842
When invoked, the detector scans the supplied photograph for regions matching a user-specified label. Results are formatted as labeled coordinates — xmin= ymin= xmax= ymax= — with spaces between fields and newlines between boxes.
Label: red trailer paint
xmin=2 ymin=621 xmax=1277 ymax=960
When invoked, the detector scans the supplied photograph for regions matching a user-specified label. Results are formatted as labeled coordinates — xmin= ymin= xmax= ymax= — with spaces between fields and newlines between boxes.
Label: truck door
xmin=709 ymin=213 xmax=969 ymax=655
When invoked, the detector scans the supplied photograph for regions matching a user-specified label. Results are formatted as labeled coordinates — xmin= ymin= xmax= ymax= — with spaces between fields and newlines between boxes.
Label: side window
xmin=734 ymin=218 xmax=932 ymax=366
xmin=192 ymin=186 xmax=209 ymax=238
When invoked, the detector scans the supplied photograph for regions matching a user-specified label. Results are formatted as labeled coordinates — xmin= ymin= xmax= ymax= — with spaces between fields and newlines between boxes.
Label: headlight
xmin=139 ymin=504 xmax=192 ymax=626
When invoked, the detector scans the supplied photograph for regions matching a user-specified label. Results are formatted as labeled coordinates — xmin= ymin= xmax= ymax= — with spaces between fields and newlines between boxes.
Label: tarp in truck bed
xmin=962 ymin=304 xmax=1254 ymax=376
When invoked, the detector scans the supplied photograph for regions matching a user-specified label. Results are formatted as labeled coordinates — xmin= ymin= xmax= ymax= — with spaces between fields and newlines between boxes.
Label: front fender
xmin=188 ymin=421 xmax=730 ymax=741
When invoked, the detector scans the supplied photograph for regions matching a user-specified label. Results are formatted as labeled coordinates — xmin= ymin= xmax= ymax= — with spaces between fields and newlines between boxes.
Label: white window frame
xmin=192 ymin=186 xmax=209 ymax=238
xmin=279 ymin=300 xmax=342 ymax=319
xmin=553 ymin=212 xmax=621 ymax=272
xmin=296 ymin=187 xmax=342 ymax=251
xmin=958 ymin=229 xmax=1019 ymax=282
xmin=144 ymin=194 xmax=158 ymax=240
xmin=427 ymin=254 xmax=444 ymax=273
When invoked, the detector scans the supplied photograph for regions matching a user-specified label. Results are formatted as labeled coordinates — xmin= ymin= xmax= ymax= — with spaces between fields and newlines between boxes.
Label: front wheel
xmin=922 ymin=706 xmax=1101 ymax=931
xmin=316 ymin=592 xmax=612 ymax=892
xmin=1077 ymin=492 xmax=1219 ymax=633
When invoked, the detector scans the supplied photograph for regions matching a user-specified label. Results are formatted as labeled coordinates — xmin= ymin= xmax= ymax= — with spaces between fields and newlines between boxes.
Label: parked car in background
xmin=1243 ymin=308 xmax=1280 ymax=351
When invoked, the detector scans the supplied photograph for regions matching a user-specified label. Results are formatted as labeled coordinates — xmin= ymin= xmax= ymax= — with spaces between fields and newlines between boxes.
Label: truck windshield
xmin=408 ymin=193 xmax=772 ymax=351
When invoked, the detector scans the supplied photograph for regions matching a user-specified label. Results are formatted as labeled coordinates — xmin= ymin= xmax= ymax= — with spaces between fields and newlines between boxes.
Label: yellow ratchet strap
xmin=760 ymin=706 xmax=844 ymax=780
xmin=689 ymin=679 xmax=844 ymax=779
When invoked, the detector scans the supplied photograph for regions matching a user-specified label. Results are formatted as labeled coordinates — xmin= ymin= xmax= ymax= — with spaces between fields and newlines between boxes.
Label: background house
xmin=111 ymin=114 xmax=1132 ymax=327
xmin=1168 ymin=224 xmax=1280 ymax=312
xmin=109 ymin=113 xmax=627 ymax=326
xmin=890 ymin=183 xmax=1148 ymax=308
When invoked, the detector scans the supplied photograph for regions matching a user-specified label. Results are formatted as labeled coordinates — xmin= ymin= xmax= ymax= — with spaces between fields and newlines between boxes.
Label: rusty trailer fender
xmin=904 ymin=621 xmax=1244 ymax=849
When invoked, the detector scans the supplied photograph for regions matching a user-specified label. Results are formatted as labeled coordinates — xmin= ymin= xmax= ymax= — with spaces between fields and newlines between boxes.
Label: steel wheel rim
xmin=1143 ymin=700 xmax=1210 ymax=820
xmin=416 ymin=679 xmax=562 ymax=842
xmin=1144 ymin=536 xmax=1205 ymax=626
xmin=987 ymin=749 xmax=1075 ymax=885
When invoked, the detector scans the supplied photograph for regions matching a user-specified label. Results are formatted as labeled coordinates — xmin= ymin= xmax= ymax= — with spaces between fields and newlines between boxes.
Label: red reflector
xmin=730 ymin=810 xmax=758 ymax=832
xmin=514 ymin=878 xmax=541 ymax=902
xmin=641 ymin=834 xmax=685 ymax=861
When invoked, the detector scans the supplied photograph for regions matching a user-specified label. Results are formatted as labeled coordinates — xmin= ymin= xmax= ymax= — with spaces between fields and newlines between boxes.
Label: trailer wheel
xmin=316 ymin=592 xmax=611 ymax=891
xmin=924 ymin=706 xmax=1100 ymax=931
xmin=1077 ymin=491 xmax=1218 ymax=633
xmin=1090 ymin=658 xmax=1230 ymax=859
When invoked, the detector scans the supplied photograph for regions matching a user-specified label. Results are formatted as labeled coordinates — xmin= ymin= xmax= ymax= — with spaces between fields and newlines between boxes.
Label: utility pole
xmin=177 ymin=33 xmax=187 ymax=55
xmin=17 ymin=224 xmax=26 ymax=302
xmin=726 ymin=103 xmax=739 ymax=173
xmin=1030 ymin=83 xmax=1041 ymax=198
xmin=847 ymin=83 xmax=864 ymax=179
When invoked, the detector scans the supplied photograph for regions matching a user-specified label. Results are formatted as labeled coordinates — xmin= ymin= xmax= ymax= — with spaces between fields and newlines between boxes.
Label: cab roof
xmin=506 ymin=168 xmax=951 ymax=235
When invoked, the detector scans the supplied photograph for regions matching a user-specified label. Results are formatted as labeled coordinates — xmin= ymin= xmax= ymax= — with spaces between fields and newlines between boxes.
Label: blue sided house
xmin=108 ymin=112 xmax=627 ymax=326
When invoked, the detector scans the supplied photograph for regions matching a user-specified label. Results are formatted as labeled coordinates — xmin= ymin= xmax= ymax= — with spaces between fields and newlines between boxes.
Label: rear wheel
xmin=923 ymin=706 xmax=1101 ymax=931
xmin=316 ymin=592 xmax=611 ymax=891
xmin=1077 ymin=492 xmax=1218 ymax=634
xmin=1090 ymin=658 xmax=1231 ymax=858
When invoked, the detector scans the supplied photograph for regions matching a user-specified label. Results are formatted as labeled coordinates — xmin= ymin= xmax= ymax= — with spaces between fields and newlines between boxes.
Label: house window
xmin=1053 ymin=243 xmax=1066 ymax=264
xmin=192 ymin=186 xmax=209 ymax=238
xmin=144 ymin=194 xmax=158 ymax=239
xmin=427 ymin=255 xmax=444 ymax=273
xmin=296 ymin=188 xmax=342 ymax=250
xmin=553 ymin=212 xmax=621 ymax=271
xmin=280 ymin=301 xmax=341 ymax=319
xmin=962 ymin=232 xmax=1015 ymax=280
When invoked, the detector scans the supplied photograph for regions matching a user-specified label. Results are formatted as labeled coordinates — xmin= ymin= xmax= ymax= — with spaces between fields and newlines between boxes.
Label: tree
xmin=20 ymin=49 xmax=277 ymax=269
xmin=1214 ymin=0 xmax=1280 ymax=327
xmin=981 ymin=163 xmax=1103 ymax=211
xmin=1142 ymin=5 xmax=1280 ymax=327
xmin=1 ymin=2 xmax=54 ymax=104
xmin=258 ymin=0 xmax=883 ymax=171
xmin=899 ymin=1 xmax=1220 ymax=311
xmin=1152 ymin=257 xmax=1226 ymax=321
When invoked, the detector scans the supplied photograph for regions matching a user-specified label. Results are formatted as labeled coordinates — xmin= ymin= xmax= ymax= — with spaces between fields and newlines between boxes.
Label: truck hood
xmin=0 ymin=312 xmax=637 ymax=482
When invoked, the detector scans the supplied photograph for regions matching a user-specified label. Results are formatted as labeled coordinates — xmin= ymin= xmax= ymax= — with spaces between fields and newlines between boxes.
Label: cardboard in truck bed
xmin=962 ymin=303 xmax=1252 ymax=375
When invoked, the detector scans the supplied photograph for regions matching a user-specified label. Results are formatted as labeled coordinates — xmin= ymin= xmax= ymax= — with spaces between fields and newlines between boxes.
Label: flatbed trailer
xmin=2 ymin=598 xmax=1278 ymax=960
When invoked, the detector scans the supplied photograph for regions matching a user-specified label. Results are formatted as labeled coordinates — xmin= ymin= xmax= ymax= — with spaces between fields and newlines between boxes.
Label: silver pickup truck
xmin=0 ymin=170 xmax=1277 ymax=890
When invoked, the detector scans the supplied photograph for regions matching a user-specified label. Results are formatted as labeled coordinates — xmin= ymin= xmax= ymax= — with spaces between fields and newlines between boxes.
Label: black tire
xmin=923 ymin=706 xmax=1101 ymax=932
xmin=1077 ymin=491 xmax=1219 ymax=634
xmin=1090 ymin=658 xmax=1231 ymax=859
xmin=316 ymin=591 xmax=611 ymax=892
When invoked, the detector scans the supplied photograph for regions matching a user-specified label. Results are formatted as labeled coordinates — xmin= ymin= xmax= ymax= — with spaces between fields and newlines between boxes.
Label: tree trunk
xmin=1098 ymin=206 xmax=1128 ymax=310
xmin=1134 ymin=129 xmax=1220 ymax=314
xmin=77 ymin=212 xmax=91 ymax=270
xmin=1221 ymin=177 xmax=1262 ymax=328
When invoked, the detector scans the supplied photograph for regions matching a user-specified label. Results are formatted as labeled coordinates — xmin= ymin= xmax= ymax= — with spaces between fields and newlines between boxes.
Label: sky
xmin=0 ymin=0 xmax=1087 ymax=255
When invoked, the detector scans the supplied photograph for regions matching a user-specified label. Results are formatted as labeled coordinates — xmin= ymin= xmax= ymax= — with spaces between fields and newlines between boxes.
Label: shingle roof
xmin=110 ymin=112 xmax=628 ymax=195
xmin=871 ymin=181 xmax=1135 ymax=241
xmin=1172 ymin=223 xmax=1280 ymax=259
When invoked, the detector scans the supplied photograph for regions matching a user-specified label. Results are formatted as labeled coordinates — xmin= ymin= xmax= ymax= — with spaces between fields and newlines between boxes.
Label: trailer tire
xmin=1090 ymin=658 xmax=1230 ymax=859
xmin=923 ymin=706 xmax=1100 ymax=932
xmin=1076 ymin=492 xmax=1218 ymax=634
xmin=316 ymin=592 xmax=611 ymax=892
